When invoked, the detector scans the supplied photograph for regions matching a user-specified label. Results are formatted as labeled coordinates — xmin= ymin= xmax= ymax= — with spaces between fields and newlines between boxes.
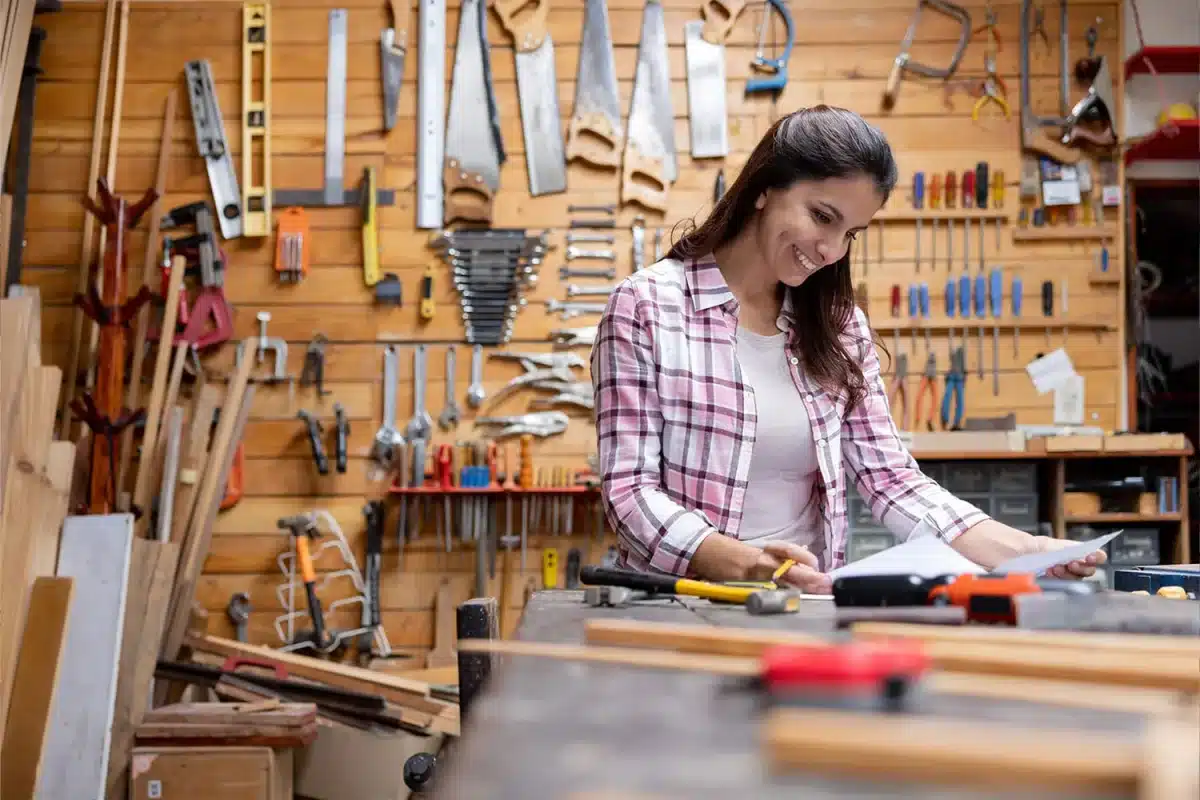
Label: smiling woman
xmin=590 ymin=106 xmax=1106 ymax=593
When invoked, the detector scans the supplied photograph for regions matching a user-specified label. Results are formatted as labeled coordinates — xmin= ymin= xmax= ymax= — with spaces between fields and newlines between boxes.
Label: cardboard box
xmin=294 ymin=719 xmax=444 ymax=800
xmin=130 ymin=746 xmax=292 ymax=800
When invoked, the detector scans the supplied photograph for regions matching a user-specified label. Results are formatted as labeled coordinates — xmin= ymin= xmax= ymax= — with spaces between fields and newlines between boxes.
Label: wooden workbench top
xmin=431 ymin=592 xmax=1149 ymax=799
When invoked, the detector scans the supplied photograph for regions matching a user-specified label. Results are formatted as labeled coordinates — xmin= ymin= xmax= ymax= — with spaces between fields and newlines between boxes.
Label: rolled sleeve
xmin=840 ymin=308 xmax=990 ymax=545
xmin=591 ymin=281 xmax=715 ymax=575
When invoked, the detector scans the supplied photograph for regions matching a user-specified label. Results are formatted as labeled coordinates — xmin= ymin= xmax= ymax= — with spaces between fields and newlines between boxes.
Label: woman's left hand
xmin=1025 ymin=535 xmax=1107 ymax=580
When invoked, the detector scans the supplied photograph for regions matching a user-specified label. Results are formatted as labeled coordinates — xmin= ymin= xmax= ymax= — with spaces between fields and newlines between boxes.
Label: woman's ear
xmin=754 ymin=191 xmax=767 ymax=211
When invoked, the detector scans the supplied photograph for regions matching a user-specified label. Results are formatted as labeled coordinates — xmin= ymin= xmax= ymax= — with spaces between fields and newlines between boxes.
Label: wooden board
xmin=40 ymin=513 xmax=135 ymax=800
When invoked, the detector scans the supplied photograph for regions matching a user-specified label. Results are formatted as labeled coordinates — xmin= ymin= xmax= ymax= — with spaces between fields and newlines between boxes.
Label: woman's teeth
xmin=792 ymin=246 xmax=815 ymax=271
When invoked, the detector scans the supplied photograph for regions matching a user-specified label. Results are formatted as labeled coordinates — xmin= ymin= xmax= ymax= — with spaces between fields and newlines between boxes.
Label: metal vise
xmin=235 ymin=310 xmax=288 ymax=382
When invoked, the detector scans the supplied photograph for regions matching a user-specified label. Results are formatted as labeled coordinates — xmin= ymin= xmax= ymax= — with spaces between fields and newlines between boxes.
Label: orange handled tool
xmin=278 ymin=514 xmax=334 ymax=650
xmin=219 ymin=442 xmax=244 ymax=510
xmin=928 ymin=572 xmax=1041 ymax=625
xmin=503 ymin=442 xmax=517 ymax=490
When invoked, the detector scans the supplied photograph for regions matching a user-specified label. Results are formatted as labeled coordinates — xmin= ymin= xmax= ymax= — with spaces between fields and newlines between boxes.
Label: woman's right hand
xmin=753 ymin=542 xmax=832 ymax=594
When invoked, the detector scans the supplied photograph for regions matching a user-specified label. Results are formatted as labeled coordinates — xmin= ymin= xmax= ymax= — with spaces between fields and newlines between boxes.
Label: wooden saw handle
xmin=442 ymin=158 xmax=494 ymax=225
xmin=493 ymin=0 xmax=549 ymax=53
xmin=700 ymin=0 xmax=746 ymax=45
xmin=565 ymin=111 xmax=621 ymax=168
xmin=620 ymin=145 xmax=669 ymax=214
xmin=1021 ymin=123 xmax=1082 ymax=165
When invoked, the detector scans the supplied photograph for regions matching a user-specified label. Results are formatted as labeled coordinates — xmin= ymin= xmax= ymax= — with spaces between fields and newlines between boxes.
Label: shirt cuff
xmin=647 ymin=511 xmax=717 ymax=576
xmin=922 ymin=498 xmax=991 ymax=545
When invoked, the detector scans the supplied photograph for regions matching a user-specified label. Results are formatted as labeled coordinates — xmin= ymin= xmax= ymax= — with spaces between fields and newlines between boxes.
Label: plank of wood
xmin=457 ymin=638 xmax=757 ymax=676
xmin=144 ymin=701 xmax=316 ymax=727
xmin=40 ymin=513 xmax=135 ymax=800
xmin=0 ymin=294 xmax=35 ymax=509
xmin=105 ymin=537 xmax=179 ymax=800
xmin=583 ymin=619 xmax=1200 ymax=693
xmin=425 ymin=580 xmax=457 ymax=669
xmin=0 ymin=576 xmax=74 ymax=800
xmin=27 ymin=440 xmax=76 ymax=578
xmin=851 ymin=621 xmax=1200 ymax=660
xmin=0 ymin=193 xmax=11 ymax=290
xmin=170 ymin=384 xmax=220 ymax=546
xmin=763 ymin=707 xmax=1142 ymax=794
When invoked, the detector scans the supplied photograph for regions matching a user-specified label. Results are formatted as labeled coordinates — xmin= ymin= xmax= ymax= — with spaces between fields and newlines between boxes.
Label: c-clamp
xmin=236 ymin=310 xmax=289 ymax=383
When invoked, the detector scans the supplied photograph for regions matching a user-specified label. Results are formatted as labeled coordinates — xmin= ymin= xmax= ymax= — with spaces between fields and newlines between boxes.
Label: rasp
xmin=444 ymin=0 xmax=505 ymax=224
xmin=380 ymin=0 xmax=410 ymax=132
xmin=621 ymin=0 xmax=676 ymax=213
xmin=566 ymin=0 xmax=622 ymax=169
xmin=494 ymin=0 xmax=567 ymax=196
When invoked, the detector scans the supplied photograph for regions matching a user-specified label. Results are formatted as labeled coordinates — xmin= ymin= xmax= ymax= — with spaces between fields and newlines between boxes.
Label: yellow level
xmin=242 ymin=3 xmax=271 ymax=237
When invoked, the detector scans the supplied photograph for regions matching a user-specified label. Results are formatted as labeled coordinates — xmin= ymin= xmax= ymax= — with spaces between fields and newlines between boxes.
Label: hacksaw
xmin=621 ymin=0 xmax=676 ymax=213
xmin=183 ymin=59 xmax=244 ymax=239
xmin=566 ymin=0 xmax=623 ymax=168
xmin=882 ymin=0 xmax=971 ymax=110
xmin=494 ymin=0 xmax=567 ymax=196
xmin=415 ymin=0 xmax=445 ymax=228
xmin=241 ymin=4 xmax=271 ymax=237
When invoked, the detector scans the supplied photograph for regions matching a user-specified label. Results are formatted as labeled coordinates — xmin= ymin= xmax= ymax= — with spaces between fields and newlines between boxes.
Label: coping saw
xmin=882 ymin=0 xmax=971 ymax=110
xmin=745 ymin=0 xmax=794 ymax=95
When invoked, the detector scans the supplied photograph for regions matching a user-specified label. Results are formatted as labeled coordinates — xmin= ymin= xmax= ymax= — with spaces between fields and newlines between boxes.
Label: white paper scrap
xmin=990 ymin=530 xmax=1123 ymax=575
xmin=1026 ymin=349 xmax=1076 ymax=395
xmin=829 ymin=536 xmax=986 ymax=580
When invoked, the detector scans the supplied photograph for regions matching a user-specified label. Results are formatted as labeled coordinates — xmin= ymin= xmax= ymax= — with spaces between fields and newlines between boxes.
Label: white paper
xmin=1053 ymin=374 xmax=1085 ymax=425
xmin=829 ymin=531 xmax=1122 ymax=580
xmin=829 ymin=536 xmax=986 ymax=580
xmin=1026 ymin=349 xmax=1076 ymax=394
xmin=990 ymin=531 xmax=1123 ymax=575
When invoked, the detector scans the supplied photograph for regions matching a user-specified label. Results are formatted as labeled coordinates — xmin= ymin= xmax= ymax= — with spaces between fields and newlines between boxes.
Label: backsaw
xmin=621 ymin=0 xmax=676 ymax=213
xmin=566 ymin=0 xmax=622 ymax=168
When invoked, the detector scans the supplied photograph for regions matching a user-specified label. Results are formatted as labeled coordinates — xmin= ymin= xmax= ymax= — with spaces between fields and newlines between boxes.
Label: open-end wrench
xmin=566 ymin=284 xmax=616 ymax=298
xmin=565 ymin=232 xmax=615 ymax=245
xmin=370 ymin=345 xmax=404 ymax=469
xmin=565 ymin=247 xmax=616 ymax=262
xmin=560 ymin=265 xmax=616 ymax=280
xmin=438 ymin=345 xmax=460 ymax=430
xmin=467 ymin=343 xmax=487 ymax=407
xmin=226 ymin=592 xmax=251 ymax=642
xmin=567 ymin=204 xmax=615 ymax=215
xmin=545 ymin=300 xmax=607 ymax=319
xmin=404 ymin=344 xmax=432 ymax=445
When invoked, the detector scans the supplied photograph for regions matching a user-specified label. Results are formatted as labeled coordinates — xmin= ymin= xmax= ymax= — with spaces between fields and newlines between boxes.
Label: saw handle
xmin=620 ymin=146 xmax=670 ymax=215
xmin=442 ymin=158 xmax=494 ymax=226
xmin=882 ymin=55 xmax=906 ymax=109
xmin=493 ymin=0 xmax=549 ymax=53
xmin=565 ymin=112 xmax=621 ymax=169
xmin=700 ymin=0 xmax=746 ymax=45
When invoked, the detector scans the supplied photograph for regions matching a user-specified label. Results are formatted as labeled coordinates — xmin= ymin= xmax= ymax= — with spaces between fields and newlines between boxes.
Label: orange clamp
xmin=273 ymin=207 xmax=310 ymax=283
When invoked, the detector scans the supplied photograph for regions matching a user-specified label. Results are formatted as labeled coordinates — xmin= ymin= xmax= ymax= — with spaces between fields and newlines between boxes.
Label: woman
xmin=591 ymin=106 xmax=1104 ymax=593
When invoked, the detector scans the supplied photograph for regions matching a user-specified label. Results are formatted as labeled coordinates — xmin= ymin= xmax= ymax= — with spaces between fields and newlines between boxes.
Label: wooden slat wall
xmin=26 ymin=0 xmax=1125 ymax=658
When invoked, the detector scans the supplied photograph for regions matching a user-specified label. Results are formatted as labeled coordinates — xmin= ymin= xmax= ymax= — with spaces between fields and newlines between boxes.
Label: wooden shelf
xmin=1064 ymin=512 xmax=1183 ymax=524
xmin=1011 ymin=225 xmax=1117 ymax=242
xmin=1124 ymin=120 xmax=1200 ymax=166
xmin=1125 ymin=46 xmax=1200 ymax=78
xmin=911 ymin=449 xmax=1192 ymax=462
xmin=877 ymin=210 xmax=1008 ymax=222
xmin=871 ymin=319 xmax=1116 ymax=334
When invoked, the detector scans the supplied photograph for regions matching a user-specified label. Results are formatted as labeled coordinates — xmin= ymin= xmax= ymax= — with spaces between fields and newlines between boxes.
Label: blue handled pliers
xmin=941 ymin=346 xmax=966 ymax=431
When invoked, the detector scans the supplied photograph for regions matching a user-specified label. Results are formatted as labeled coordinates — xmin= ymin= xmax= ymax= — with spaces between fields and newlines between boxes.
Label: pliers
xmin=475 ymin=410 xmax=570 ymax=438
xmin=914 ymin=353 xmax=939 ymax=432
xmin=1030 ymin=2 xmax=1051 ymax=49
xmin=548 ymin=326 xmax=597 ymax=348
xmin=528 ymin=379 xmax=594 ymax=410
xmin=972 ymin=54 xmax=1011 ymax=120
xmin=487 ymin=352 xmax=586 ymax=404
xmin=887 ymin=353 xmax=909 ymax=431
xmin=941 ymin=347 xmax=966 ymax=431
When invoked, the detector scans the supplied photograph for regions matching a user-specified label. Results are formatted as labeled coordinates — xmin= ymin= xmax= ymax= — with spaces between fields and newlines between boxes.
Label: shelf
xmin=877 ymin=210 xmax=1008 ymax=222
xmin=1124 ymin=120 xmax=1200 ymax=166
xmin=388 ymin=484 xmax=598 ymax=495
xmin=1124 ymin=46 xmax=1200 ymax=78
xmin=1064 ymin=512 xmax=1183 ymax=524
xmin=871 ymin=319 xmax=1116 ymax=334
xmin=1011 ymin=225 xmax=1117 ymax=242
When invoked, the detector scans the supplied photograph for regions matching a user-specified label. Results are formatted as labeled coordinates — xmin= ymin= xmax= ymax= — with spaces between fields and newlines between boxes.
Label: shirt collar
xmin=685 ymin=253 xmax=795 ymax=333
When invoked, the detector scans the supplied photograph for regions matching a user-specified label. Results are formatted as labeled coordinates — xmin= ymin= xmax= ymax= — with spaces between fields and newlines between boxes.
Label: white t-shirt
xmin=734 ymin=326 xmax=822 ymax=552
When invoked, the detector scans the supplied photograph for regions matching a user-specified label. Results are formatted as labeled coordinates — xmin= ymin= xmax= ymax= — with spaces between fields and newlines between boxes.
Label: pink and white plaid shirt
xmin=592 ymin=254 xmax=989 ymax=575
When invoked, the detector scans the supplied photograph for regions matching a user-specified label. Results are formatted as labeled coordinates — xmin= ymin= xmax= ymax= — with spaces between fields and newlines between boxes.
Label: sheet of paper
xmin=990 ymin=530 xmax=1123 ymax=575
xmin=829 ymin=535 xmax=986 ymax=580
xmin=1026 ymin=349 xmax=1076 ymax=394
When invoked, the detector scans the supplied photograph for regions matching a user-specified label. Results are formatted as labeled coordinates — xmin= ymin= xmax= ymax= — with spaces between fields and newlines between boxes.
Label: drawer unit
xmin=846 ymin=531 xmax=896 ymax=564
xmin=991 ymin=494 xmax=1038 ymax=529
xmin=942 ymin=462 xmax=991 ymax=494
xmin=958 ymin=493 xmax=992 ymax=517
xmin=991 ymin=462 xmax=1037 ymax=494
xmin=847 ymin=495 xmax=885 ymax=531
xmin=916 ymin=461 xmax=945 ymax=485
xmin=1108 ymin=528 xmax=1160 ymax=566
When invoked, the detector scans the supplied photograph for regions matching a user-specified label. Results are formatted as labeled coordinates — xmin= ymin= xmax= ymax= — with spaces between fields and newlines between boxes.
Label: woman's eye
xmin=812 ymin=209 xmax=832 ymax=224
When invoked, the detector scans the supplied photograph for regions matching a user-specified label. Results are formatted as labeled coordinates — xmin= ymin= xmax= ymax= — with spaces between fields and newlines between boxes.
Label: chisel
xmin=989 ymin=267 xmax=1002 ymax=395
xmin=974 ymin=270 xmax=986 ymax=379
xmin=908 ymin=283 xmax=918 ymax=355
xmin=1011 ymin=275 xmax=1022 ymax=357
xmin=945 ymin=276 xmax=956 ymax=355
xmin=919 ymin=282 xmax=931 ymax=352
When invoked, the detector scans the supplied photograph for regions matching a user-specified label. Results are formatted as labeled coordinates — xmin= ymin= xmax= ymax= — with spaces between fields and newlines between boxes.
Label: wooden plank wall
xmin=25 ymin=0 xmax=1124 ymax=659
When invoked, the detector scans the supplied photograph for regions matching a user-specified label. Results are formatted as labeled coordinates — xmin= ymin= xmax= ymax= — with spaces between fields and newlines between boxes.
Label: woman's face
xmin=753 ymin=174 xmax=885 ymax=287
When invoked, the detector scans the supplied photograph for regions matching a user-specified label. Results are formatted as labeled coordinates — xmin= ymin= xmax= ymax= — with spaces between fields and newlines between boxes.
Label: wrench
xmin=565 ymin=232 xmax=615 ymax=245
xmin=567 ymin=203 xmax=615 ymax=215
xmin=466 ymin=343 xmax=487 ymax=407
xmin=632 ymin=216 xmax=645 ymax=271
xmin=565 ymin=246 xmax=616 ymax=262
xmin=226 ymin=592 xmax=251 ymax=642
xmin=404 ymin=344 xmax=432 ymax=444
xmin=370 ymin=346 xmax=404 ymax=468
xmin=545 ymin=299 xmax=607 ymax=319
xmin=559 ymin=265 xmax=616 ymax=280
xmin=438 ymin=345 xmax=460 ymax=430
xmin=566 ymin=284 xmax=615 ymax=298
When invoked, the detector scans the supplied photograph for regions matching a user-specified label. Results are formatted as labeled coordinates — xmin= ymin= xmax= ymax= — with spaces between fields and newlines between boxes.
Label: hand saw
xmin=380 ymin=0 xmax=411 ymax=132
xmin=684 ymin=0 xmax=742 ymax=159
xmin=882 ymin=0 xmax=971 ymax=110
xmin=621 ymin=0 xmax=676 ymax=213
xmin=1018 ymin=0 xmax=1081 ymax=164
xmin=566 ymin=0 xmax=623 ymax=168
xmin=444 ymin=0 xmax=505 ymax=224
xmin=494 ymin=0 xmax=567 ymax=196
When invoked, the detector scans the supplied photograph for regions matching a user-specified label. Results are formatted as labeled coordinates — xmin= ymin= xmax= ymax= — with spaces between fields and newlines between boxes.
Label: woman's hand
xmin=1024 ymin=535 xmax=1107 ymax=580
xmin=753 ymin=542 xmax=832 ymax=594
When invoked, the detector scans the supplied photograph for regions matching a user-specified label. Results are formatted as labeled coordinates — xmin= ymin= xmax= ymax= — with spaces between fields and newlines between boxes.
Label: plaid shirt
xmin=591 ymin=254 xmax=989 ymax=575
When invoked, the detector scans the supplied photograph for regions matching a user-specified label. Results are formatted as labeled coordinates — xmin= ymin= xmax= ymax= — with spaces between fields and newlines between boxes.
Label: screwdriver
xmin=974 ymin=270 xmax=986 ymax=379
xmin=913 ymin=171 xmax=925 ymax=273
xmin=1061 ymin=278 xmax=1069 ymax=346
xmin=945 ymin=275 xmax=957 ymax=354
xmin=919 ymin=282 xmax=931 ymax=352
xmin=890 ymin=284 xmax=902 ymax=359
xmin=976 ymin=162 xmax=989 ymax=275
xmin=944 ymin=171 xmax=956 ymax=272
xmin=1041 ymin=280 xmax=1054 ymax=346
xmin=958 ymin=270 xmax=972 ymax=369
xmin=961 ymin=169 xmax=974 ymax=278
xmin=929 ymin=173 xmax=941 ymax=270
xmin=992 ymin=169 xmax=1005 ymax=249
xmin=1011 ymin=275 xmax=1023 ymax=358
xmin=908 ymin=283 xmax=918 ymax=354
xmin=989 ymin=267 xmax=1002 ymax=396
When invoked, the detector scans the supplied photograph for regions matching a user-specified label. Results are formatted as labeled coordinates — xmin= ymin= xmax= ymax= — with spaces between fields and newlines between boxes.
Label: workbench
xmin=433 ymin=591 xmax=1151 ymax=799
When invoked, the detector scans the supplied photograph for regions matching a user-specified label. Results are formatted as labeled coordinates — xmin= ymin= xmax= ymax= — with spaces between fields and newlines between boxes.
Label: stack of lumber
xmin=0 ymin=0 xmax=37 ymax=162
xmin=137 ymin=701 xmax=319 ymax=748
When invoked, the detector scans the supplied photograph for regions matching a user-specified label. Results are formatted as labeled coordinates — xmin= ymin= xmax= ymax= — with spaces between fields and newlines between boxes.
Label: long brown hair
xmin=668 ymin=106 xmax=898 ymax=411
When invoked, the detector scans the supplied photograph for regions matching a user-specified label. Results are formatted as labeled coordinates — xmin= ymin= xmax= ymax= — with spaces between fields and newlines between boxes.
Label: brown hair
xmin=668 ymin=106 xmax=898 ymax=411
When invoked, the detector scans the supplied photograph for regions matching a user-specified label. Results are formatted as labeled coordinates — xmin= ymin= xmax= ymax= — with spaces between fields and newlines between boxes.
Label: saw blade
xmin=571 ymin=0 xmax=622 ymax=142
xmin=626 ymin=0 xmax=676 ymax=181
xmin=445 ymin=0 xmax=501 ymax=190
xmin=683 ymin=20 xmax=728 ymax=159
xmin=515 ymin=41 xmax=567 ymax=195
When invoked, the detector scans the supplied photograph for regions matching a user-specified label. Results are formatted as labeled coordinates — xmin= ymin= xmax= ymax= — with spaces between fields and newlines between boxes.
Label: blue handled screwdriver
xmin=912 ymin=172 xmax=925 ymax=273
xmin=989 ymin=267 xmax=1003 ymax=396
xmin=908 ymin=283 xmax=918 ymax=355
xmin=958 ymin=271 xmax=972 ymax=373
xmin=919 ymin=282 xmax=931 ymax=352
xmin=1011 ymin=275 xmax=1023 ymax=357
xmin=974 ymin=271 xmax=987 ymax=379
xmin=945 ymin=275 xmax=957 ymax=355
